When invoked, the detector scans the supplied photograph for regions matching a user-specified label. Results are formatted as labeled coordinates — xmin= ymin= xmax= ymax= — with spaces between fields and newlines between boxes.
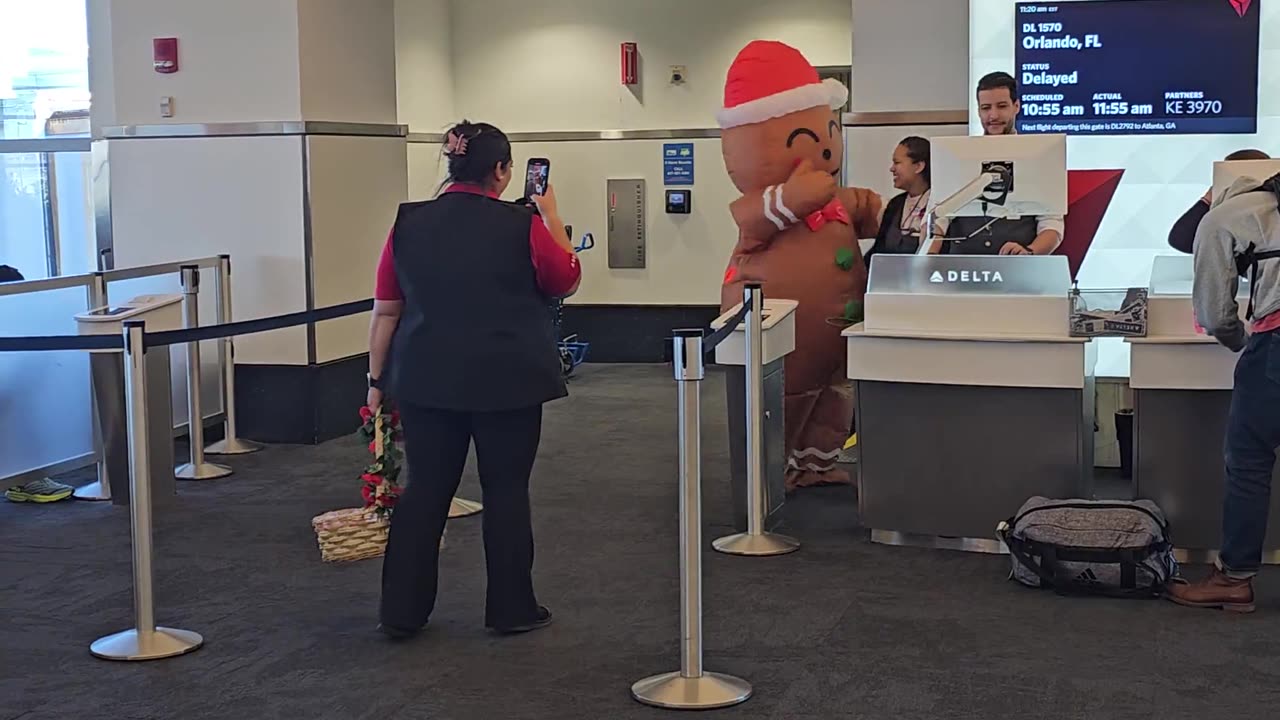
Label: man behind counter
xmin=1168 ymin=149 xmax=1271 ymax=253
xmin=943 ymin=72 xmax=1064 ymax=257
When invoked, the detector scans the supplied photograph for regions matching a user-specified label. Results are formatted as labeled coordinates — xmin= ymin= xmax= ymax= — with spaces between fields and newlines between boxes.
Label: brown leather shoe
xmin=1165 ymin=568 xmax=1255 ymax=613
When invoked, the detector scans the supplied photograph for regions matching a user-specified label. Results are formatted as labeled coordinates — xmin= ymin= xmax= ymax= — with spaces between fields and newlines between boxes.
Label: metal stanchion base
xmin=175 ymin=462 xmax=233 ymax=481
xmin=205 ymin=436 xmax=262 ymax=455
xmin=90 ymin=627 xmax=203 ymax=661
xmin=448 ymin=497 xmax=483 ymax=518
xmin=712 ymin=532 xmax=800 ymax=556
xmin=74 ymin=480 xmax=112 ymax=501
xmin=631 ymin=672 xmax=753 ymax=710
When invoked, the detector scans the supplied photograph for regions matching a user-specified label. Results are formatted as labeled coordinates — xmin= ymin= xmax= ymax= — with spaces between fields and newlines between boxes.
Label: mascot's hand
xmin=782 ymin=159 xmax=838 ymax=218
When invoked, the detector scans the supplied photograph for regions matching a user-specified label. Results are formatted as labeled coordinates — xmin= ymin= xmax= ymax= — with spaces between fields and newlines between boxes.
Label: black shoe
xmin=377 ymin=622 xmax=423 ymax=640
xmin=489 ymin=606 xmax=553 ymax=635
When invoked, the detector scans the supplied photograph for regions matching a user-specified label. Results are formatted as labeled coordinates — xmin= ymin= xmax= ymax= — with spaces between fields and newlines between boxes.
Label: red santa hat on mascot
xmin=717 ymin=40 xmax=849 ymax=129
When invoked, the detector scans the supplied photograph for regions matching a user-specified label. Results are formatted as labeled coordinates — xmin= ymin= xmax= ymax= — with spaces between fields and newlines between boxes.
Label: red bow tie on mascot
xmin=718 ymin=40 xmax=883 ymax=490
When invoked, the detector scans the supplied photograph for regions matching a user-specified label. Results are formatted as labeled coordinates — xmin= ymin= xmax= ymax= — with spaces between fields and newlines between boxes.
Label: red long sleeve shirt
xmin=374 ymin=183 xmax=580 ymax=301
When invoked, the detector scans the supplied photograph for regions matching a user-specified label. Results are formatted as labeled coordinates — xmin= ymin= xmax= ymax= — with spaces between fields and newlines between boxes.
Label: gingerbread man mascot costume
xmin=718 ymin=40 xmax=881 ymax=489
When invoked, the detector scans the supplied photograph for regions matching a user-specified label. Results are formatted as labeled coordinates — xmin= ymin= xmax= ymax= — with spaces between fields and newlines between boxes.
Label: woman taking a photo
xmin=367 ymin=121 xmax=580 ymax=639
xmin=864 ymin=136 xmax=944 ymax=261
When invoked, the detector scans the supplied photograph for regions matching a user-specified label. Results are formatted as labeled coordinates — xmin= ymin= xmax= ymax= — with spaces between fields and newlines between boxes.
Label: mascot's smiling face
xmin=721 ymin=105 xmax=843 ymax=194
xmin=716 ymin=40 xmax=848 ymax=195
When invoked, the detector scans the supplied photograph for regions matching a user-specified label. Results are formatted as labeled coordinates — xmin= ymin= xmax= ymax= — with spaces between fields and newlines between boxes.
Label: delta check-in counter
xmin=1127 ymin=255 xmax=1280 ymax=563
xmin=843 ymin=255 xmax=1096 ymax=552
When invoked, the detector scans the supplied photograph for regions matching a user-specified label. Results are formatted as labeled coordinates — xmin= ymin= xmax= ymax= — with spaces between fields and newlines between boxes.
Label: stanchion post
xmin=205 ymin=254 xmax=261 ymax=456
xmin=631 ymin=329 xmax=752 ymax=711
xmin=713 ymin=284 xmax=800 ymax=556
xmin=76 ymin=272 xmax=112 ymax=501
xmin=90 ymin=321 xmax=204 ymax=661
xmin=175 ymin=265 xmax=232 ymax=480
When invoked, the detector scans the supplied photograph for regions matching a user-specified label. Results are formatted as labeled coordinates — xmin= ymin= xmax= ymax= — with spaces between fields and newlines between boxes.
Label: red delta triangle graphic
xmin=1231 ymin=0 xmax=1253 ymax=18
xmin=1056 ymin=169 xmax=1125 ymax=280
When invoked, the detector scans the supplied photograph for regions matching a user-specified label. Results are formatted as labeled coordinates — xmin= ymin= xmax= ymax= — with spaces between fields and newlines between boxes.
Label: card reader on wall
xmin=666 ymin=189 xmax=691 ymax=214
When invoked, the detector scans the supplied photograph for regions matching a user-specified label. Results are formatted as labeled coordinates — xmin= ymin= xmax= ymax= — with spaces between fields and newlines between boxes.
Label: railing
xmin=0 ymin=256 xmax=259 ymax=485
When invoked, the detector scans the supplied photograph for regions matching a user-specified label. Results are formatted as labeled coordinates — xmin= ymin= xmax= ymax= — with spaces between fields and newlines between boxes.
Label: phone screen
xmin=524 ymin=158 xmax=550 ymax=198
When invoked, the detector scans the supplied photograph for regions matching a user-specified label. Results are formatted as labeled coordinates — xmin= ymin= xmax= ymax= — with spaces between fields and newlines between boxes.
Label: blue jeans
xmin=1219 ymin=330 xmax=1280 ymax=577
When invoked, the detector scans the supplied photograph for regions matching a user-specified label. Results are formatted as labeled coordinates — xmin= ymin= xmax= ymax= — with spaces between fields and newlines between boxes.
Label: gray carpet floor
xmin=3 ymin=364 xmax=1280 ymax=720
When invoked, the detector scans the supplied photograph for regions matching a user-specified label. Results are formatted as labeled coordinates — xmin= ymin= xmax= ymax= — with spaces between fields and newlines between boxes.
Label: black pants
xmin=379 ymin=403 xmax=543 ymax=629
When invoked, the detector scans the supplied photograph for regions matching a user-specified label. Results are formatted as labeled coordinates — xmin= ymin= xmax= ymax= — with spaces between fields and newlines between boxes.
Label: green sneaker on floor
xmin=5 ymin=478 xmax=74 ymax=504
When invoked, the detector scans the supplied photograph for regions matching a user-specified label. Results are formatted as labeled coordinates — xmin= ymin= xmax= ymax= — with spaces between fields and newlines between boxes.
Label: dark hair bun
xmin=443 ymin=120 xmax=513 ymax=187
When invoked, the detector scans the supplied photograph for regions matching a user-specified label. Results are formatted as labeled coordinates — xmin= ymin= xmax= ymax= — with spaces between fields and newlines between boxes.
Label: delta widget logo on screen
xmin=1230 ymin=0 xmax=1253 ymax=19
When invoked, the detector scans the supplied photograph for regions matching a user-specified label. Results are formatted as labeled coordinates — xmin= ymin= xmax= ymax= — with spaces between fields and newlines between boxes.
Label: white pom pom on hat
xmin=717 ymin=40 xmax=849 ymax=130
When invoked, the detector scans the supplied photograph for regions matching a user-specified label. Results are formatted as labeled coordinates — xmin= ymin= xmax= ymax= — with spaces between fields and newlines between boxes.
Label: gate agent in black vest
xmin=366 ymin=121 xmax=581 ymax=639
xmin=944 ymin=72 xmax=1064 ymax=257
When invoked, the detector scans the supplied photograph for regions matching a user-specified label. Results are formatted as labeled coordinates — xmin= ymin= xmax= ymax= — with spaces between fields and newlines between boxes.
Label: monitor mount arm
xmin=917 ymin=170 xmax=1015 ymax=256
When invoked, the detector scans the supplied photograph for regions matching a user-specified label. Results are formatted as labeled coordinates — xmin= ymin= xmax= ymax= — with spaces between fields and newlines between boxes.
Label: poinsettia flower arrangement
xmin=358 ymin=405 xmax=403 ymax=518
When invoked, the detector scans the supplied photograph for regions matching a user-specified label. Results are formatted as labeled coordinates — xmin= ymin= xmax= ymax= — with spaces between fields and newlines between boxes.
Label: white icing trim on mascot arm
xmin=763 ymin=186 xmax=785 ymax=230
xmin=717 ymin=78 xmax=849 ymax=129
xmin=774 ymin=185 xmax=799 ymax=224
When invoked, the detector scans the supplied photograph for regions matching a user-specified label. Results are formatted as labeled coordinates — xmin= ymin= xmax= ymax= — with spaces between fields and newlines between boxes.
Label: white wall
xmin=395 ymin=0 xmax=455 ymax=130
xmin=92 ymin=0 xmax=304 ymax=126
xmin=108 ymin=136 xmax=309 ymax=365
xmin=307 ymin=135 xmax=409 ymax=362
xmin=431 ymin=0 xmax=851 ymax=132
xmin=299 ymin=0 xmax=399 ymax=125
xmin=851 ymin=0 xmax=970 ymax=113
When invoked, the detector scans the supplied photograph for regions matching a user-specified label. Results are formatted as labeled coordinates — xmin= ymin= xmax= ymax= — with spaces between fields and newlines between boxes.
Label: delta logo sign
xmin=1058 ymin=169 xmax=1125 ymax=279
xmin=1230 ymin=0 xmax=1253 ymax=19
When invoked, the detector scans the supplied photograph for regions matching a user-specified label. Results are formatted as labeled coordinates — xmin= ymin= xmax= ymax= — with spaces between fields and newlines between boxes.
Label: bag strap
xmin=999 ymin=526 xmax=1064 ymax=590
xmin=1000 ymin=526 xmax=1166 ymax=598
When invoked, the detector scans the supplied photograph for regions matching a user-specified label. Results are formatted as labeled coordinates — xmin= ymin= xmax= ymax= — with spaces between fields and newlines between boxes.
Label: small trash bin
xmin=1116 ymin=408 xmax=1134 ymax=480
xmin=76 ymin=295 xmax=182 ymax=506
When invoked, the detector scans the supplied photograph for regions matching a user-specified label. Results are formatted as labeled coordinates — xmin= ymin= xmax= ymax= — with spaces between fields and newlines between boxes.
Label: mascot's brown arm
xmin=838 ymin=186 xmax=884 ymax=241
xmin=731 ymin=160 xmax=841 ymax=253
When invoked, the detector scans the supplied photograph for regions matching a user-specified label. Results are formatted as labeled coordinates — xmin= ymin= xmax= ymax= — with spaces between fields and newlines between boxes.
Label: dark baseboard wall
xmin=236 ymin=354 xmax=369 ymax=445
xmin=233 ymin=305 xmax=720 ymax=444
xmin=560 ymin=304 xmax=721 ymax=363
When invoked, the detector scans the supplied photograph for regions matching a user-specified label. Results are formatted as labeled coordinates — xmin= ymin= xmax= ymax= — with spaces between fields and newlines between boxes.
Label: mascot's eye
xmin=786 ymin=128 xmax=820 ymax=147
xmin=823 ymin=149 xmax=833 ymax=161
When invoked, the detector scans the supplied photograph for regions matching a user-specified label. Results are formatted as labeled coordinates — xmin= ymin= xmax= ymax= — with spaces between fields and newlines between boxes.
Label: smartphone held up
xmin=525 ymin=158 xmax=551 ymax=198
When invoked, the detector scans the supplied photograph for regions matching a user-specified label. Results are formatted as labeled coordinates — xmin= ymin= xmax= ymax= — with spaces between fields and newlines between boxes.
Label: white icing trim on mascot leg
xmin=717 ymin=78 xmax=849 ymax=129
xmin=774 ymin=185 xmax=799 ymax=224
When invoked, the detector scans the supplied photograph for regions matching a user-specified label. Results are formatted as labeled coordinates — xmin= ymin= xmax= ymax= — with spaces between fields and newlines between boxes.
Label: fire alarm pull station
xmin=154 ymin=38 xmax=179 ymax=74
xmin=620 ymin=42 xmax=638 ymax=85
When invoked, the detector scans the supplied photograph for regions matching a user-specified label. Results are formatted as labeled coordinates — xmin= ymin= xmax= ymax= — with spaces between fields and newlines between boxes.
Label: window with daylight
xmin=0 ymin=0 xmax=92 ymax=280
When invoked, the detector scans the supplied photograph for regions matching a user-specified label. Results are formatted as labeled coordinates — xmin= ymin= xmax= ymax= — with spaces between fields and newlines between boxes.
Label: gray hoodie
xmin=1192 ymin=176 xmax=1280 ymax=352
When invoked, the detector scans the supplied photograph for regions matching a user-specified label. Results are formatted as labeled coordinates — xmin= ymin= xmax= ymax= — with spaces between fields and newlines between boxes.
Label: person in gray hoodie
xmin=1167 ymin=172 xmax=1280 ymax=613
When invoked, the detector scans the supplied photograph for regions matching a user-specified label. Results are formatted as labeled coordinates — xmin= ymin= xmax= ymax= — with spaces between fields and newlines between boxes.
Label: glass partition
xmin=866 ymin=254 xmax=1073 ymax=296
xmin=1149 ymin=254 xmax=1249 ymax=299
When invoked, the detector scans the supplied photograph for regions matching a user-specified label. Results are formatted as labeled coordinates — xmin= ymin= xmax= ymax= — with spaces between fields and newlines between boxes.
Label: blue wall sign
xmin=663 ymin=143 xmax=694 ymax=185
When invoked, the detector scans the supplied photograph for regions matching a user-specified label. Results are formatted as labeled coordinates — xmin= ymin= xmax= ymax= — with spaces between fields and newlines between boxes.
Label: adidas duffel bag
xmin=996 ymin=497 xmax=1177 ymax=598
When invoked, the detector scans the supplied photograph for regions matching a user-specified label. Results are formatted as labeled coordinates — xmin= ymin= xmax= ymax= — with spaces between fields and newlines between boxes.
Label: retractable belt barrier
xmin=0 ymin=295 xmax=375 ymax=663
xmin=630 ymin=292 xmax=759 ymax=712
xmin=0 ymin=298 xmax=375 ymax=354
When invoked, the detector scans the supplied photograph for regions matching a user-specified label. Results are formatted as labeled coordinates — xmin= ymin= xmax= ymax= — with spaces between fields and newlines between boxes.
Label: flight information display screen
xmin=1014 ymin=0 xmax=1261 ymax=136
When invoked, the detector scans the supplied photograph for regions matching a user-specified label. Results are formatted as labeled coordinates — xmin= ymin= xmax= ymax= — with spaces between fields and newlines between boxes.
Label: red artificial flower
xmin=361 ymin=485 xmax=374 ymax=504
xmin=361 ymin=473 xmax=383 ymax=486
xmin=359 ymin=406 xmax=374 ymax=423
xmin=369 ymin=440 xmax=377 ymax=454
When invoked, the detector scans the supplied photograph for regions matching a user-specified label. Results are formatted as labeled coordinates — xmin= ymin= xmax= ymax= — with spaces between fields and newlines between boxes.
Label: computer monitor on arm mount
xmin=918 ymin=134 xmax=1069 ymax=255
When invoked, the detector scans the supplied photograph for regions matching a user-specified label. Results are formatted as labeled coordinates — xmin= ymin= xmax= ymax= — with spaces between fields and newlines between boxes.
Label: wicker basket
xmin=312 ymin=406 xmax=434 ymax=563
xmin=312 ymin=508 xmax=392 ymax=563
